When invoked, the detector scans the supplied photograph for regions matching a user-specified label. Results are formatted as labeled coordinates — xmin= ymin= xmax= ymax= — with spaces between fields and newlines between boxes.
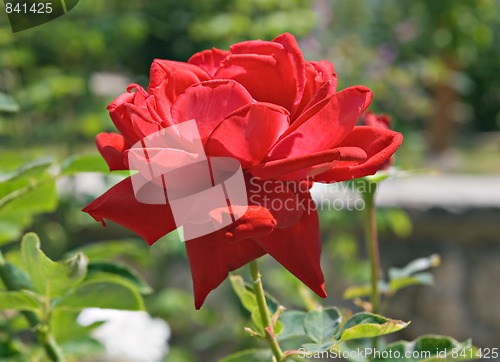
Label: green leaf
xmin=0 ymin=92 xmax=19 ymax=112
xmin=301 ymin=342 xmax=336 ymax=353
xmin=21 ymin=233 xmax=87 ymax=298
xmin=248 ymin=307 xmax=283 ymax=337
xmin=0 ymin=262 xmax=34 ymax=291
xmin=229 ymin=275 xmax=283 ymax=334
xmin=343 ymin=284 xmax=372 ymax=299
xmin=389 ymin=254 xmax=441 ymax=280
xmin=373 ymin=335 xmax=478 ymax=362
xmin=229 ymin=274 xmax=258 ymax=314
xmin=86 ymin=262 xmax=152 ymax=294
xmin=0 ymin=159 xmax=53 ymax=243
xmin=60 ymin=154 xmax=110 ymax=176
xmin=54 ymin=278 xmax=144 ymax=311
xmin=304 ymin=307 xmax=341 ymax=344
xmin=219 ymin=349 xmax=273 ymax=362
xmin=50 ymin=309 xmax=104 ymax=344
xmin=0 ymin=180 xmax=57 ymax=215
xmin=66 ymin=239 xmax=149 ymax=265
xmin=0 ymin=291 xmax=41 ymax=311
xmin=364 ymin=171 xmax=391 ymax=184
xmin=60 ymin=338 xmax=104 ymax=357
xmin=0 ymin=160 xmax=58 ymax=243
xmin=0 ymin=158 xmax=52 ymax=185
xmin=342 ymin=280 xmax=389 ymax=299
xmin=248 ymin=307 xmax=263 ymax=334
xmin=338 ymin=313 xmax=409 ymax=343
xmin=278 ymin=310 xmax=307 ymax=341
xmin=389 ymin=273 xmax=434 ymax=293
xmin=0 ymin=221 xmax=23 ymax=246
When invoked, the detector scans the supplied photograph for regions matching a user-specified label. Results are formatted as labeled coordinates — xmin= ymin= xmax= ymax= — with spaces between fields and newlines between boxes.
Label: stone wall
xmin=382 ymin=208 xmax=500 ymax=348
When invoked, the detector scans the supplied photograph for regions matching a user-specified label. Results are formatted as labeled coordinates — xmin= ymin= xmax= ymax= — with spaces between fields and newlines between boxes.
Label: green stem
xmin=361 ymin=181 xmax=381 ymax=315
xmin=0 ymin=251 xmax=66 ymax=362
xmin=249 ymin=260 xmax=284 ymax=362
xmin=361 ymin=181 xmax=382 ymax=353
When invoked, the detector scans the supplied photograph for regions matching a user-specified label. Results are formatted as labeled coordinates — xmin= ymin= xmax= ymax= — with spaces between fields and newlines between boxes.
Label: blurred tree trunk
xmin=428 ymin=58 xmax=459 ymax=154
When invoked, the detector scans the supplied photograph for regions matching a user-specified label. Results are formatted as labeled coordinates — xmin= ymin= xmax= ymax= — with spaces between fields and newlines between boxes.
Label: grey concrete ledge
xmin=312 ymin=175 xmax=500 ymax=211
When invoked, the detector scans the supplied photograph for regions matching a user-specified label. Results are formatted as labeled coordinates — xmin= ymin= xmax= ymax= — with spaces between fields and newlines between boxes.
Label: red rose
xmin=359 ymin=111 xmax=395 ymax=169
xmin=84 ymin=33 xmax=402 ymax=308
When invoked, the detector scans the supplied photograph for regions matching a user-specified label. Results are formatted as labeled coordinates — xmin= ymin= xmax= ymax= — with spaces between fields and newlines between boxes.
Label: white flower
xmin=78 ymin=308 xmax=170 ymax=362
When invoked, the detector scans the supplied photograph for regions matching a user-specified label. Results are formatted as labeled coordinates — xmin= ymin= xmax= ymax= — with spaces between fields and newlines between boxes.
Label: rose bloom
xmin=84 ymin=33 xmax=402 ymax=308
xmin=359 ymin=111 xmax=394 ymax=169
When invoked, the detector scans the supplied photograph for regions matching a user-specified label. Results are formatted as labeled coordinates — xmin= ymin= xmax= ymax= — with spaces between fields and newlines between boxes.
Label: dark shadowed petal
xmin=188 ymin=48 xmax=230 ymax=77
xmin=185 ymin=206 xmax=275 ymax=308
xmin=266 ymin=86 xmax=373 ymax=160
xmin=253 ymin=191 xmax=326 ymax=299
xmin=206 ymin=102 xmax=289 ymax=168
xmin=82 ymin=178 xmax=177 ymax=245
xmin=250 ymin=147 xmax=367 ymax=181
xmin=314 ymin=126 xmax=403 ymax=182
xmin=95 ymin=132 xmax=127 ymax=171
xmin=170 ymin=79 xmax=254 ymax=143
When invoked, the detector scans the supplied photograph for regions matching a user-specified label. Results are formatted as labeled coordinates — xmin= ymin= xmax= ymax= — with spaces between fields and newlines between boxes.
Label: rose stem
xmin=249 ymin=260 xmax=285 ymax=361
xmin=361 ymin=180 xmax=382 ymax=350
xmin=363 ymin=181 xmax=381 ymax=314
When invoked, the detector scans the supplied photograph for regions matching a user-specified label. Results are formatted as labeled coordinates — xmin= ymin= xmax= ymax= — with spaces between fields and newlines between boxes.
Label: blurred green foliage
xmin=1 ymin=1 xmax=499 ymax=360
xmin=2 ymin=0 xmax=499 ymax=150
xmin=0 ymin=0 xmax=314 ymax=148
xmin=310 ymin=0 xmax=500 ymax=132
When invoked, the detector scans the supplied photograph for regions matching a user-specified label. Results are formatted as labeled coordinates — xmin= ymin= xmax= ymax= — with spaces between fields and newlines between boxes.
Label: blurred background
xmin=1 ymin=0 xmax=499 ymax=361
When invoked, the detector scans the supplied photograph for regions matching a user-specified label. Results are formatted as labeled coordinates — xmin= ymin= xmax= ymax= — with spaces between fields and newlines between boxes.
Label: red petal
xmin=272 ymin=33 xmax=307 ymax=115
xmin=296 ymin=60 xmax=337 ymax=118
xmin=148 ymin=59 xmax=210 ymax=99
xmin=107 ymin=85 xmax=149 ymax=146
xmin=359 ymin=111 xmax=391 ymax=129
xmin=170 ymin=79 xmax=254 ymax=143
xmin=250 ymin=147 xmax=367 ymax=181
xmin=188 ymin=48 xmax=230 ymax=77
xmin=148 ymin=59 xmax=210 ymax=121
xmin=95 ymin=132 xmax=127 ymax=171
xmin=315 ymin=126 xmax=403 ymax=182
xmin=267 ymin=86 xmax=373 ymax=160
xmin=246 ymin=178 xmax=305 ymax=229
xmin=82 ymin=178 xmax=177 ymax=245
xmin=224 ymin=206 xmax=277 ymax=240
xmin=214 ymin=34 xmax=306 ymax=115
xmin=254 ymin=191 xmax=326 ymax=298
xmin=185 ymin=206 xmax=275 ymax=308
xmin=146 ymin=95 xmax=174 ymax=127
xmin=206 ymin=102 xmax=289 ymax=168
xmin=124 ymin=103 xmax=162 ymax=141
